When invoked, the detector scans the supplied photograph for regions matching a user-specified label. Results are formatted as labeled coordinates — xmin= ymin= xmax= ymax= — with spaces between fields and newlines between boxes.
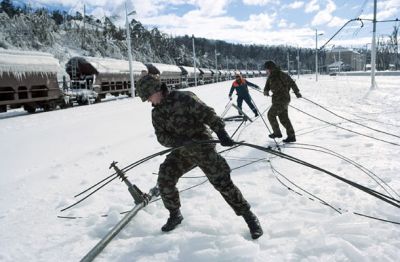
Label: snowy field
xmin=0 ymin=75 xmax=400 ymax=261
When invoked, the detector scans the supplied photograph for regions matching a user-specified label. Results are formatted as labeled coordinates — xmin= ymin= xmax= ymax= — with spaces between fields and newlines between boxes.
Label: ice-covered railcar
xmin=179 ymin=66 xmax=201 ymax=87
xmin=0 ymin=49 xmax=64 ymax=113
xmin=65 ymin=56 xmax=147 ymax=102
xmin=145 ymin=63 xmax=183 ymax=89
xmin=198 ymin=68 xmax=213 ymax=84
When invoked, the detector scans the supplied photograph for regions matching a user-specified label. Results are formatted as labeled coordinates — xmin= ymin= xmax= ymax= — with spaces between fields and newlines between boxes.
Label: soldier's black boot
xmin=243 ymin=210 xmax=263 ymax=239
xmin=268 ymin=133 xmax=282 ymax=139
xmin=283 ymin=136 xmax=296 ymax=143
xmin=161 ymin=209 xmax=184 ymax=232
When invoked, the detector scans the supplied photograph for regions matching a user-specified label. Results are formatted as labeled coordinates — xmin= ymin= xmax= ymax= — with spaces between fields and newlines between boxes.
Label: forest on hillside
xmin=0 ymin=0 xmax=398 ymax=71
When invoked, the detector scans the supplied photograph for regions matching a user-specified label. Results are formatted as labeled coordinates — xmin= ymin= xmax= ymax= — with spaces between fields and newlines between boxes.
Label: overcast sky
xmin=25 ymin=0 xmax=400 ymax=48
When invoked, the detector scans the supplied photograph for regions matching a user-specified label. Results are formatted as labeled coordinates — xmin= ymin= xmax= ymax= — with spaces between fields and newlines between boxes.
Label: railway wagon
xmin=65 ymin=56 xmax=148 ymax=101
xmin=209 ymin=69 xmax=220 ymax=82
xmin=220 ymin=69 xmax=231 ymax=81
xmin=0 ymin=49 xmax=64 ymax=113
xmin=145 ymin=63 xmax=182 ymax=89
xmin=198 ymin=68 xmax=213 ymax=84
xmin=229 ymin=70 xmax=236 ymax=79
xmin=259 ymin=70 xmax=267 ymax=77
xmin=179 ymin=66 xmax=201 ymax=87
xmin=246 ymin=70 xmax=254 ymax=78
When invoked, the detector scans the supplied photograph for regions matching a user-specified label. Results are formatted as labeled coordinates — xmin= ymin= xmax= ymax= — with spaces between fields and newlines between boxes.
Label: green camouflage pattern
xmin=263 ymin=69 xmax=300 ymax=104
xmin=264 ymin=68 xmax=300 ymax=137
xmin=267 ymin=103 xmax=295 ymax=137
xmin=152 ymin=90 xmax=251 ymax=215
xmin=136 ymin=75 xmax=163 ymax=102
xmin=152 ymin=91 xmax=225 ymax=147
xmin=157 ymin=144 xmax=251 ymax=215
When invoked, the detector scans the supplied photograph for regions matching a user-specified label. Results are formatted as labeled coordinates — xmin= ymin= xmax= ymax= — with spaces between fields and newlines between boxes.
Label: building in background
xmin=326 ymin=47 xmax=365 ymax=72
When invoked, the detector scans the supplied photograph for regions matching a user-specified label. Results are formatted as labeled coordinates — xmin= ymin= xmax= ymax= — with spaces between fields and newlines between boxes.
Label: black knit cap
xmin=264 ymin=60 xmax=277 ymax=70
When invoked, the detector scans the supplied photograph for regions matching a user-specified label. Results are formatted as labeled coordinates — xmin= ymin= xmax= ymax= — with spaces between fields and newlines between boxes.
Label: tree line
xmin=1 ymin=0 xmax=398 ymax=71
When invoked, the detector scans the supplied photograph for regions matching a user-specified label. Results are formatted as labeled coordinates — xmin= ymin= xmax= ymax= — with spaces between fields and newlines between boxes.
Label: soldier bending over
xmin=136 ymin=75 xmax=263 ymax=239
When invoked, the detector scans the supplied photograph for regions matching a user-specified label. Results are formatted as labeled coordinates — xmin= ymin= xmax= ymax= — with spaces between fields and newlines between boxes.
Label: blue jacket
xmin=229 ymin=78 xmax=259 ymax=98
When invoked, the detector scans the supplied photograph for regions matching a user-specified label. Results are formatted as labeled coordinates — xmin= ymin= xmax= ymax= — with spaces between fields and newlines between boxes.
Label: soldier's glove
xmin=149 ymin=185 xmax=160 ymax=197
xmin=216 ymin=129 xmax=234 ymax=147
xmin=295 ymin=92 xmax=302 ymax=98
xmin=229 ymin=95 xmax=232 ymax=100
xmin=264 ymin=90 xmax=269 ymax=96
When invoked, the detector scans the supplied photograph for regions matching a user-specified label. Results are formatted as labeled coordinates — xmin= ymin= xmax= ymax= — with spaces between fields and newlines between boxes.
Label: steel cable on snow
xmin=60 ymin=143 xmax=243 ymax=212
xmin=231 ymin=141 xmax=400 ymax=208
xmin=60 ymin=140 xmax=400 ymax=224
xmin=58 ymin=144 xmax=264 ymax=218
xmin=269 ymin=161 xmax=342 ymax=214
xmin=296 ymin=120 xmax=351 ymax=137
xmin=302 ymin=97 xmax=400 ymax=139
xmin=74 ymin=148 xmax=175 ymax=198
xmin=249 ymin=84 xmax=400 ymax=146
xmin=290 ymin=104 xmax=400 ymax=147
xmin=283 ymin=143 xmax=400 ymax=199
xmin=61 ymin=148 xmax=177 ymax=212
xmin=269 ymin=159 xmax=400 ymax=225
xmin=345 ymin=112 xmax=400 ymax=128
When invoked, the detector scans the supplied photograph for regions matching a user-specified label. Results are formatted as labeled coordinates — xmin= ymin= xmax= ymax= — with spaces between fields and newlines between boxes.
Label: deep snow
xmin=0 ymin=75 xmax=399 ymax=261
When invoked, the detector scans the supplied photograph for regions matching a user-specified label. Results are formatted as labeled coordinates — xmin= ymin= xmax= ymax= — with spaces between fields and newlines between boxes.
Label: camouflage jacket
xmin=152 ymin=90 xmax=225 ymax=148
xmin=264 ymin=69 xmax=300 ymax=104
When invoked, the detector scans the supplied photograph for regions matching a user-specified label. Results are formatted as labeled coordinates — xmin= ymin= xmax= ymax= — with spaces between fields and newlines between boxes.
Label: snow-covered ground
xmin=1 ymin=75 xmax=399 ymax=261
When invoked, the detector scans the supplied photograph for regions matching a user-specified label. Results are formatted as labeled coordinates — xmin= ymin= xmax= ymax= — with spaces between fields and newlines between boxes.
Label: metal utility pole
xmin=339 ymin=48 xmax=341 ymax=74
xmin=82 ymin=4 xmax=86 ymax=48
xmin=287 ymin=53 xmax=290 ymax=74
xmin=315 ymin=29 xmax=323 ymax=81
xmin=215 ymin=47 xmax=218 ymax=82
xmin=125 ymin=2 xmax=136 ymax=97
xmin=297 ymin=47 xmax=300 ymax=79
xmin=370 ymin=0 xmax=377 ymax=89
xmin=315 ymin=29 xmax=318 ymax=81
xmin=364 ymin=43 xmax=371 ymax=71
xmin=192 ymin=35 xmax=197 ymax=87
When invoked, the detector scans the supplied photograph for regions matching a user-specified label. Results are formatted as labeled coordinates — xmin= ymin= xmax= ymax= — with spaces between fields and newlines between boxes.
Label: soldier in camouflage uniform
xmin=136 ymin=74 xmax=263 ymax=239
xmin=264 ymin=60 xmax=302 ymax=143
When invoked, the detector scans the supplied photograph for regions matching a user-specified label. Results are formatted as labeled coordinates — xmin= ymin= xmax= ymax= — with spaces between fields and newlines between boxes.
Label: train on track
xmin=0 ymin=49 xmax=267 ymax=113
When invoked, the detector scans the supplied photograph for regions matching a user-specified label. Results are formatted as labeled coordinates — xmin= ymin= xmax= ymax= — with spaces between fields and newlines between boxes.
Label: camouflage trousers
xmin=267 ymin=103 xmax=295 ymax=137
xmin=157 ymin=144 xmax=251 ymax=216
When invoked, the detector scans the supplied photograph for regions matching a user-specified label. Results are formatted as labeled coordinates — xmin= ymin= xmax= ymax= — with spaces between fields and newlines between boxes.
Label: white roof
xmin=83 ymin=57 xmax=147 ymax=75
xmin=0 ymin=48 xmax=61 ymax=78
xmin=200 ymin=68 xmax=212 ymax=74
xmin=180 ymin=66 xmax=201 ymax=76
xmin=147 ymin=63 xmax=182 ymax=75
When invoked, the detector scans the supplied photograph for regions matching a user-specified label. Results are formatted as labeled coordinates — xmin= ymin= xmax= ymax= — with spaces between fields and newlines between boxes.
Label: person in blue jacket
xmin=228 ymin=72 xmax=260 ymax=117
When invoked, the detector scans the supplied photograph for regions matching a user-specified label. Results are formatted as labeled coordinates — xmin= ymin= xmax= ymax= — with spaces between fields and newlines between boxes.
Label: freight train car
xmin=179 ymin=66 xmax=201 ymax=87
xmin=198 ymin=68 xmax=213 ymax=84
xmin=0 ymin=49 xmax=65 ymax=113
xmin=65 ymin=56 xmax=148 ymax=102
xmin=146 ymin=63 xmax=183 ymax=89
